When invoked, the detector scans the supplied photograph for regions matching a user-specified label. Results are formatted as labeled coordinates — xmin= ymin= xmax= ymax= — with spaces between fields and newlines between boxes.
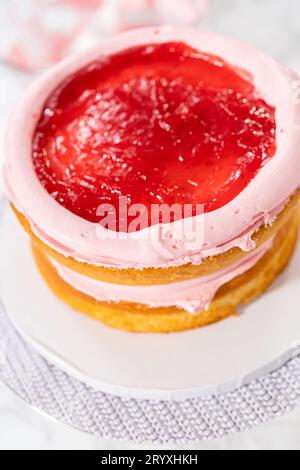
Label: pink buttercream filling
xmin=4 ymin=26 xmax=300 ymax=269
xmin=49 ymin=237 xmax=274 ymax=314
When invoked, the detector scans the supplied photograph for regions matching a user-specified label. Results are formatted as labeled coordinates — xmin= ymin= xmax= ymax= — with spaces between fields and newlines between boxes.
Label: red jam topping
xmin=32 ymin=42 xmax=276 ymax=228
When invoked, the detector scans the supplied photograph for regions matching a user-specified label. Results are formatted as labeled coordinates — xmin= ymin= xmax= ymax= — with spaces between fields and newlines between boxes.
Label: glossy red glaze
xmin=32 ymin=42 xmax=276 ymax=228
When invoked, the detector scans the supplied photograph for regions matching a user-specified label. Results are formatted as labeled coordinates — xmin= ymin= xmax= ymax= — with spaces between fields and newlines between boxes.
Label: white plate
xmin=1 ymin=201 xmax=300 ymax=401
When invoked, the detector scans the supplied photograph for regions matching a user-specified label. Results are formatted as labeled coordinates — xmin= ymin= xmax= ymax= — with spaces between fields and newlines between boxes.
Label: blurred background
xmin=1 ymin=0 xmax=300 ymax=71
xmin=0 ymin=0 xmax=300 ymax=450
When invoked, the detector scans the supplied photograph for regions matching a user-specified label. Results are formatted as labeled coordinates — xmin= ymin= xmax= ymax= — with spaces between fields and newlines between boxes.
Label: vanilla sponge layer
xmin=48 ymin=237 xmax=274 ymax=315
xmin=12 ymin=190 xmax=300 ymax=286
xmin=31 ymin=211 xmax=299 ymax=333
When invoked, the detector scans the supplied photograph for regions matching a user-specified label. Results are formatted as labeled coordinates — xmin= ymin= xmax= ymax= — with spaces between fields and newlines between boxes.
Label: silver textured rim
xmin=1 ymin=301 xmax=300 ymax=444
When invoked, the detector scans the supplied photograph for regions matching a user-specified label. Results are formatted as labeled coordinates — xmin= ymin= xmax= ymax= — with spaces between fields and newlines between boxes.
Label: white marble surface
xmin=1 ymin=0 xmax=300 ymax=450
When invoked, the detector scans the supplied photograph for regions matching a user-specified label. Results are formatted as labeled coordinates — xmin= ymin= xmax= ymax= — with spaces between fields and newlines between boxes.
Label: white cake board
xmin=1 ymin=201 xmax=300 ymax=401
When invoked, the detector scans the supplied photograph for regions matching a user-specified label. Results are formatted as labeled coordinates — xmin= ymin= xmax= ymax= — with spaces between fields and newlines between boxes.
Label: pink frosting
xmin=49 ymin=237 xmax=273 ymax=314
xmin=4 ymin=26 xmax=300 ymax=269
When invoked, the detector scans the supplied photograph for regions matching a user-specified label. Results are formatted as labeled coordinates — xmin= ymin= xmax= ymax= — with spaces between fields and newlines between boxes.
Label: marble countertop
xmin=1 ymin=0 xmax=300 ymax=450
